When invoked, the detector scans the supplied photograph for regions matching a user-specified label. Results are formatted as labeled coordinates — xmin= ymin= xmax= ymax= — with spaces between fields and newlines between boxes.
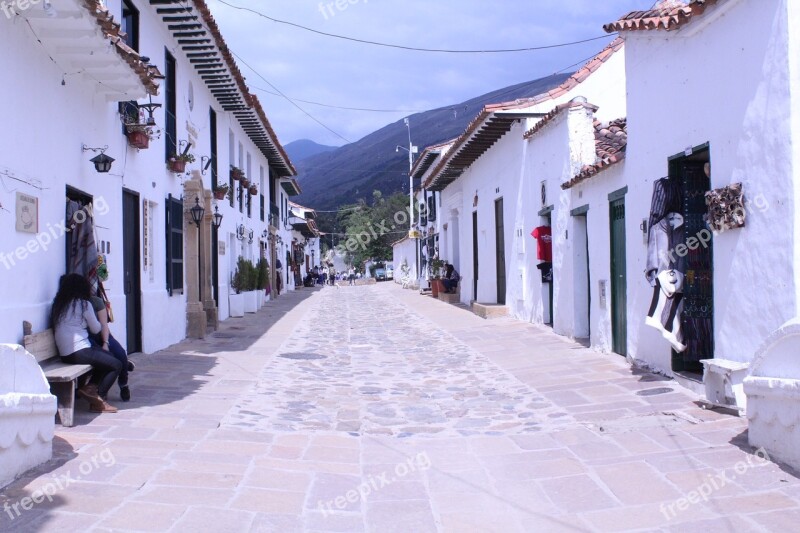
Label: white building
xmin=0 ymin=0 xmax=295 ymax=352
xmin=423 ymin=39 xmax=626 ymax=312
xmin=593 ymin=0 xmax=798 ymax=377
xmin=288 ymin=201 xmax=321 ymax=279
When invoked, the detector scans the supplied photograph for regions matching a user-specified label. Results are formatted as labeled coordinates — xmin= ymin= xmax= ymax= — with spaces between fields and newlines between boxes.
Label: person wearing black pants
xmin=52 ymin=274 xmax=121 ymax=413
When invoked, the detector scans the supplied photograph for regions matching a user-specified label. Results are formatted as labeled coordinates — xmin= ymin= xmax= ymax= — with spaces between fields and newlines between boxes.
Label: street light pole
xmin=403 ymin=118 xmax=417 ymax=284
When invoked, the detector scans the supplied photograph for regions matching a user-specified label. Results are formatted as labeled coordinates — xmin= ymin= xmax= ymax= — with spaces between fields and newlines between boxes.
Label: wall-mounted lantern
xmin=82 ymin=144 xmax=115 ymax=173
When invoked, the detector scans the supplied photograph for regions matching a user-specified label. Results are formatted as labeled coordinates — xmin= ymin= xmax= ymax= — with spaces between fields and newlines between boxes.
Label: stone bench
xmin=472 ymin=303 xmax=509 ymax=319
xmin=22 ymin=322 xmax=93 ymax=427
xmin=438 ymin=285 xmax=461 ymax=304
xmin=700 ymin=358 xmax=749 ymax=415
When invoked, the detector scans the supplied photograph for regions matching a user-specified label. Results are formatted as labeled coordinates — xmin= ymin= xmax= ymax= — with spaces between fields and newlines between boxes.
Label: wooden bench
xmin=22 ymin=321 xmax=93 ymax=427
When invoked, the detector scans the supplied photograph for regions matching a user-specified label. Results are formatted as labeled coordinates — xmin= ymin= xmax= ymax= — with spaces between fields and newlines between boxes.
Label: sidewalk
xmin=0 ymin=283 xmax=798 ymax=532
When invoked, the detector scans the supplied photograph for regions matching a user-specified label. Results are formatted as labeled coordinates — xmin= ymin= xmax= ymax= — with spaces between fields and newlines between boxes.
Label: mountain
xmin=284 ymin=139 xmax=338 ymax=162
xmin=294 ymin=73 xmax=571 ymax=211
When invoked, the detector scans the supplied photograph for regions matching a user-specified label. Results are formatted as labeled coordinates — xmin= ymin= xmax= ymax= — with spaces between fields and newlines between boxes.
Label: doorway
xmin=610 ymin=197 xmax=627 ymax=356
xmin=495 ymin=198 xmax=506 ymax=305
xmin=572 ymin=212 xmax=590 ymax=339
xmin=472 ymin=210 xmax=478 ymax=301
xmin=122 ymin=190 xmax=143 ymax=354
xmin=669 ymin=147 xmax=713 ymax=374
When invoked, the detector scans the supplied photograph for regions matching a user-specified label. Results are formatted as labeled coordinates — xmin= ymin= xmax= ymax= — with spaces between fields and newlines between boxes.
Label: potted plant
xmin=243 ymin=260 xmax=259 ymax=313
xmin=248 ymin=183 xmax=258 ymax=196
xmin=230 ymin=166 xmax=244 ymax=181
xmin=240 ymin=176 xmax=250 ymax=188
xmin=168 ymin=152 xmax=195 ymax=173
xmin=229 ymin=258 xmax=247 ymax=317
xmin=125 ymin=124 xmax=150 ymax=150
xmin=257 ymin=258 xmax=269 ymax=307
xmin=213 ymin=183 xmax=231 ymax=201
xmin=430 ymin=258 xmax=445 ymax=298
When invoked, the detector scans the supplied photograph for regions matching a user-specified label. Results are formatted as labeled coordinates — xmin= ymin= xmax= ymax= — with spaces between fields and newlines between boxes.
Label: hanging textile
xmin=647 ymin=177 xmax=681 ymax=230
xmin=530 ymin=226 xmax=552 ymax=262
xmin=645 ymin=269 xmax=686 ymax=352
xmin=645 ymin=212 xmax=686 ymax=286
xmin=66 ymin=199 xmax=99 ymax=293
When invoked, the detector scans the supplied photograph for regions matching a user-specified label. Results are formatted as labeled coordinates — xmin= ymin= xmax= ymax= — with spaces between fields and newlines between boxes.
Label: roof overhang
xmin=280 ymin=177 xmax=302 ymax=196
xmin=151 ymin=0 xmax=295 ymax=176
xmin=425 ymin=111 xmax=544 ymax=191
xmin=17 ymin=0 xmax=161 ymax=100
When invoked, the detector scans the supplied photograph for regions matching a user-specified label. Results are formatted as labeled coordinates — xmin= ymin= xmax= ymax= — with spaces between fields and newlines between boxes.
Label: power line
xmin=249 ymin=85 xmax=427 ymax=114
xmin=216 ymin=0 xmax=616 ymax=54
xmin=231 ymin=51 xmax=353 ymax=144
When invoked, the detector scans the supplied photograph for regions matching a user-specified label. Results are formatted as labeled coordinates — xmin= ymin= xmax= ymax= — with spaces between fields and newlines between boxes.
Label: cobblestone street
xmin=2 ymin=283 xmax=799 ymax=532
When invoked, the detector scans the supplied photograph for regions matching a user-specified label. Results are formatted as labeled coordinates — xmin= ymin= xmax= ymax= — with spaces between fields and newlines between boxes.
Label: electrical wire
xmin=231 ymin=51 xmax=353 ymax=144
xmin=216 ymin=0 xmax=617 ymax=54
xmin=249 ymin=85 xmax=427 ymax=113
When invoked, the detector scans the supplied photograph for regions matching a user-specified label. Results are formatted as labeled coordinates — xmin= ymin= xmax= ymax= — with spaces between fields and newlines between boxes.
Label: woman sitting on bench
xmin=442 ymin=264 xmax=460 ymax=293
xmin=51 ymin=274 xmax=121 ymax=413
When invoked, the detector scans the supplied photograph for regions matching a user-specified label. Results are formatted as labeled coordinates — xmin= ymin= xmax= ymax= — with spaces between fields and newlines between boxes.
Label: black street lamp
xmin=190 ymin=196 xmax=205 ymax=227
xmin=212 ymin=205 xmax=223 ymax=229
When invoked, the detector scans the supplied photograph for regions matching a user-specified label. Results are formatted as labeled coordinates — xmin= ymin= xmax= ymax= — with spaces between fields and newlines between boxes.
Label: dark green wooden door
xmin=610 ymin=198 xmax=627 ymax=356
xmin=495 ymin=198 xmax=506 ymax=305
xmin=472 ymin=211 xmax=479 ymax=301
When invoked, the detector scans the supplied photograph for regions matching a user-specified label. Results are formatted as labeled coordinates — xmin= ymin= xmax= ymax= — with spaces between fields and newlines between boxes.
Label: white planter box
xmin=243 ymin=291 xmax=258 ymax=313
xmin=228 ymin=293 xmax=245 ymax=317
xmin=257 ymin=290 xmax=265 ymax=308
xmin=745 ymin=318 xmax=800 ymax=471
xmin=0 ymin=344 xmax=57 ymax=489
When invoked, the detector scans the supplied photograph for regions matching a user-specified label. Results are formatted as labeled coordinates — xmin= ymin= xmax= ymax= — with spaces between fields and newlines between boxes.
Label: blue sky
xmin=208 ymin=0 xmax=654 ymax=146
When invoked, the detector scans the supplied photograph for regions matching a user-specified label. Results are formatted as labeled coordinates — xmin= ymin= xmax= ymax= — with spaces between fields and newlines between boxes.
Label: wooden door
xmin=610 ymin=198 xmax=627 ymax=356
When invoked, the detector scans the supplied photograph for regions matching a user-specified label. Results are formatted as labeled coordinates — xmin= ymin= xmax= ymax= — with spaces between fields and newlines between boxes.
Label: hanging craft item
xmin=705 ymin=182 xmax=745 ymax=232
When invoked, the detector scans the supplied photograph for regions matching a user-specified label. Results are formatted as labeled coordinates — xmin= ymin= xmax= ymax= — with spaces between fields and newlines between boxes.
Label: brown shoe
xmin=77 ymin=384 xmax=100 ymax=402
xmin=89 ymin=399 xmax=118 ymax=413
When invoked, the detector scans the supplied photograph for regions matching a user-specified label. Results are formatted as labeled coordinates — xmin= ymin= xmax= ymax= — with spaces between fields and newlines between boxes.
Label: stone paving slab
xmin=0 ymin=283 xmax=798 ymax=532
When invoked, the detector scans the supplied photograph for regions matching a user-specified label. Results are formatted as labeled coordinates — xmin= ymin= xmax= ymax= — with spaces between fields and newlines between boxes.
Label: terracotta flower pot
xmin=231 ymin=168 xmax=243 ymax=181
xmin=431 ymin=278 xmax=443 ymax=298
xmin=213 ymin=189 xmax=228 ymax=201
xmin=127 ymin=129 xmax=149 ymax=149
xmin=168 ymin=159 xmax=187 ymax=173
xmin=248 ymin=185 xmax=258 ymax=196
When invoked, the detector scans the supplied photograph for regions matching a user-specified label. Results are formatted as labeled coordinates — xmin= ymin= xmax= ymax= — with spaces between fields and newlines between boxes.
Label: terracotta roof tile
xmin=604 ymin=0 xmax=719 ymax=33
xmin=424 ymin=38 xmax=624 ymax=190
xmin=82 ymin=0 xmax=162 ymax=95
xmin=562 ymin=118 xmax=627 ymax=189
xmin=523 ymin=99 xmax=599 ymax=140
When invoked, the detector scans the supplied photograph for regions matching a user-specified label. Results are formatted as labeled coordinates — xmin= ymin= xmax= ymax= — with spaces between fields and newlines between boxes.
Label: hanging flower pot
xmin=248 ymin=184 xmax=258 ymax=196
xmin=167 ymin=158 xmax=187 ymax=173
xmin=167 ymin=152 xmax=195 ymax=173
xmin=126 ymin=128 xmax=149 ymax=150
xmin=230 ymin=166 xmax=243 ymax=181
xmin=240 ymin=177 xmax=250 ymax=188
xmin=213 ymin=184 xmax=230 ymax=201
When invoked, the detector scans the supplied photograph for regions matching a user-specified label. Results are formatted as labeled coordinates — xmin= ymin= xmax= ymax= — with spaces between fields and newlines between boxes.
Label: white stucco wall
xmin=392 ymin=238 xmax=417 ymax=285
xmin=618 ymin=0 xmax=795 ymax=371
xmin=0 ymin=2 xmax=279 ymax=352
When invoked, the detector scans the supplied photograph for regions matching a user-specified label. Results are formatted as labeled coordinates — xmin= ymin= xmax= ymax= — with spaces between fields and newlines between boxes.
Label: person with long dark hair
xmin=51 ymin=274 xmax=121 ymax=413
